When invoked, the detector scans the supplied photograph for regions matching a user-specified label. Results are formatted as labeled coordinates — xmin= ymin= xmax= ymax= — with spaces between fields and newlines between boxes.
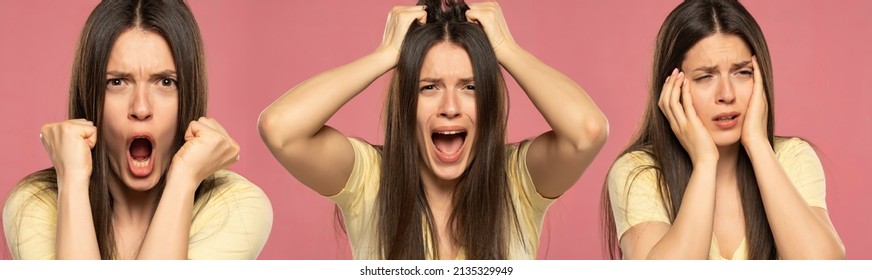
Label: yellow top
xmin=2 ymin=169 xmax=273 ymax=260
xmin=329 ymin=138 xmax=555 ymax=259
xmin=607 ymin=137 xmax=827 ymax=260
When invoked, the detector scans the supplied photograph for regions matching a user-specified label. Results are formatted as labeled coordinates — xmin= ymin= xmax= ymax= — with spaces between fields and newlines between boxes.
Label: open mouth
xmin=713 ymin=114 xmax=739 ymax=122
xmin=127 ymin=134 xmax=155 ymax=177
xmin=431 ymin=129 xmax=467 ymax=163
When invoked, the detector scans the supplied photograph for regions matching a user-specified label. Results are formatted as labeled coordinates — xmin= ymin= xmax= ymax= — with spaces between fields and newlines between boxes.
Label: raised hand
xmin=658 ymin=69 xmax=719 ymax=164
xmin=39 ymin=119 xmax=98 ymax=184
xmin=465 ymin=2 xmax=516 ymax=59
xmin=170 ymin=117 xmax=239 ymax=187
xmin=376 ymin=5 xmax=427 ymax=63
xmin=741 ymin=56 xmax=769 ymax=147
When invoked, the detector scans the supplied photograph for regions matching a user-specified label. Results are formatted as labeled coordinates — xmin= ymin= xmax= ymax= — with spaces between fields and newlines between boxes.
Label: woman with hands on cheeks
xmin=259 ymin=0 xmax=607 ymax=259
xmin=602 ymin=0 xmax=844 ymax=259
xmin=3 ymin=0 xmax=272 ymax=260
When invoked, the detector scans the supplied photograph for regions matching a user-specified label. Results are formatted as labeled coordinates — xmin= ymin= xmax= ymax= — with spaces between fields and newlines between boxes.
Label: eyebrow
xmin=105 ymin=70 xmax=177 ymax=79
xmin=692 ymin=61 xmax=752 ymax=73
xmin=419 ymin=77 xmax=475 ymax=83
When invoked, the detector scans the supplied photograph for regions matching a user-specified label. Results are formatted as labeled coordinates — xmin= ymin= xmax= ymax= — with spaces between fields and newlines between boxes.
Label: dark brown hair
xmin=601 ymin=0 xmax=777 ymax=259
xmin=12 ymin=0 xmax=218 ymax=259
xmin=376 ymin=0 xmax=522 ymax=259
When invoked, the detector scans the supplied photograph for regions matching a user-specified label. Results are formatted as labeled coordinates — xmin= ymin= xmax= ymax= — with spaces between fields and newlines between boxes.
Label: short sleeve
xmin=775 ymin=138 xmax=827 ymax=209
xmin=2 ymin=182 xmax=58 ymax=260
xmin=187 ymin=170 xmax=273 ymax=260
xmin=607 ymin=151 xmax=671 ymax=239
xmin=325 ymin=137 xmax=382 ymax=259
xmin=504 ymin=140 xmax=556 ymax=259
xmin=508 ymin=140 xmax=555 ymax=216
xmin=327 ymin=138 xmax=381 ymax=218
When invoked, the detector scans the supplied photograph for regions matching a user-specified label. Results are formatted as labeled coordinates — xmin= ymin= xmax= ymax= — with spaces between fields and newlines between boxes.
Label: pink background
xmin=1 ymin=0 xmax=869 ymax=259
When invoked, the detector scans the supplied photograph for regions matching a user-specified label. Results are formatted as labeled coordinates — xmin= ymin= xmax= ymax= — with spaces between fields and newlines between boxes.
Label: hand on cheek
xmin=741 ymin=56 xmax=769 ymax=147
xmin=659 ymin=69 xmax=719 ymax=164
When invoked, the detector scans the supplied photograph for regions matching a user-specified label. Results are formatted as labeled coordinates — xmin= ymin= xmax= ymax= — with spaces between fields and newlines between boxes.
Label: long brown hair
xmin=376 ymin=0 xmax=522 ymax=259
xmin=12 ymin=0 xmax=218 ymax=259
xmin=601 ymin=0 xmax=777 ymax=260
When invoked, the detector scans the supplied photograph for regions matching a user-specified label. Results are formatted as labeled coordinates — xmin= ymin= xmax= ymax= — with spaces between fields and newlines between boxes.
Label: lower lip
xmin=714 ymin=117 xmax=739 ymax=129
xmin=435 ymin=148 xmax=462 ymax=164
xmin=127 ymin=153 xmax=155 ymax=177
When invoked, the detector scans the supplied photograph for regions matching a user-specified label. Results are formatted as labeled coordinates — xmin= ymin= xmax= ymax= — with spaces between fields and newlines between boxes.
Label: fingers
xmin=41 ymin=119 xmax=98 ymax=149
xmin=184 ymin=117 xmax=240 ymax=160
xmin=465 ymin=2 xmax=500 ymax=23
xmin=81 ymin=125 xmax=98 ymax=149
xmin=681 ymin=77 xmax=700 ymax=124
xmin=464 ymin=2 xmax=511 ymax=52
xmin=669 ymin=71 xmax=687 ymax=127
xmin=391 ymin=5 xmax=427 ymax=24
xmin=381 ymin=5 xmax=428 ymax=57
xmin=658 ymin=69 xmax=681 ymax=131
xmin=751 ymin=55 xmax=767 ymax=104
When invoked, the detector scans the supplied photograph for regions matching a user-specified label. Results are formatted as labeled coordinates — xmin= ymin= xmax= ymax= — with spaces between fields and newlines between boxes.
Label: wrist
xmin=57 ymin=172 xmax=91 ymax=193
xmin=743 ymin=139 xmax=774 ymax=158
xmin=165 ymin=166 xmax=202 ymax=194
xmin=494 ymin=41 xmax=522 ymax=64
xmin=371 ymin=48 xmax=400 ymax=70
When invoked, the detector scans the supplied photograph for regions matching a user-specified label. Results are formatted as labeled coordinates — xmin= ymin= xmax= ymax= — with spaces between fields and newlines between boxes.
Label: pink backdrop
xmin=1 ymin=0 xmax=869 ymax=259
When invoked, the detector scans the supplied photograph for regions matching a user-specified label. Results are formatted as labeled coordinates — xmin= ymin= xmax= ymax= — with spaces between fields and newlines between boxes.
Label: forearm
xmin=645 ymin=163 xmax=717 ymax=259
xmin=745 ymin=142 xmax=845 ymax=259
xmin=136 ymin=176 xmax=197 ymax=260
xmin=497 ymin=43 xmax=607 ymax=150
xmin=258 ymin=50 xmax=397 ymax=149
xmin=55 ymin=176 xmax=100 ymax=259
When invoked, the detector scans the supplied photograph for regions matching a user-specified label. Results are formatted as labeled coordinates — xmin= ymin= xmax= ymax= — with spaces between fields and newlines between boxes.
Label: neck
xmin=419 ymin=167 xmax=457 ymax=213
xmin=107 ymin=174 xmax=161 ymax=227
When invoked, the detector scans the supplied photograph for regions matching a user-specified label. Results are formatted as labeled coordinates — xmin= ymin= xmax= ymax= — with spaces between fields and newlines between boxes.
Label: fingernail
xmin=672 ymin=68 xmax=678 ymax=75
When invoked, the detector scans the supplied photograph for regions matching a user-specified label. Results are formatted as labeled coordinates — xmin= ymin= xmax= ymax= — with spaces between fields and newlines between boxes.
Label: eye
xmin=159 ymin=77 xmax=177 ymax=87
xmin=464 ymin=84 xmax=476 ymax=90
xmin=693 ymin=75 xmax=713 ymax=82
xmin=420 ymin=84 xmax=436 ymax=91
xmin=737 ymin=70 xmax=753 ymax=77
xmin=106 ymin=78 xmax=125 ymax=88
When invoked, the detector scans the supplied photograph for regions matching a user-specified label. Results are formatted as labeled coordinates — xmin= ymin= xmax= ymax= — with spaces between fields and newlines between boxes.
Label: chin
xmin=109 ymin=156 xmax=168 ymax=193
xmin=117 ymin=167 xmax=163 ymax=192
xmin=430 ymin=163 xmax=468 ymax=181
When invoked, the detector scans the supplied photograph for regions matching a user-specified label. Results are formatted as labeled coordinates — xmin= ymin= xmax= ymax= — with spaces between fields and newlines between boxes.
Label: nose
xmin=438 ymin=90 xmax=460 ymax=119
xmin=129 ymin=84 xmax=153 ymax=121
xmin=717 ymin=79 xmax=736 ymax=104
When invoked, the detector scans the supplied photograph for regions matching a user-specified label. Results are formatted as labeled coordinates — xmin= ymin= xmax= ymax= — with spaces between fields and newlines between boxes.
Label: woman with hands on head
xmin=602 ymin=0 xmax=844 ymax=260
xmin=259 ymin=0 xmax=607 ymax=259
xmin=3 ymin=0 xmax=272 ymax=260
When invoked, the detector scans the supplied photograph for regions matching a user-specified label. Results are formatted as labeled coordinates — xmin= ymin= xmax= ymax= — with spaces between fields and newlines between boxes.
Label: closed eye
xmin=694 ymin=75 xmax=712 ymax=82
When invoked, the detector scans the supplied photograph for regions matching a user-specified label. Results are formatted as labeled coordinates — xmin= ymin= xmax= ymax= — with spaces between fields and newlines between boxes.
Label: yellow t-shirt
xmin=329 ymin=138 xmax=554 ymax=259
xmin=2 ymin=169 xmax=273 ymax=260
xmin=607 ymin=137 xmax=827 ymax=260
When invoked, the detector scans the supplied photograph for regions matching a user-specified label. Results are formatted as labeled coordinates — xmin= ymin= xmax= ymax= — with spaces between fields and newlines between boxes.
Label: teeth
xmin=434 ymin=130 xmax=465 ymax=135
xmin=132 ymin=158 xmax=150 ymax=167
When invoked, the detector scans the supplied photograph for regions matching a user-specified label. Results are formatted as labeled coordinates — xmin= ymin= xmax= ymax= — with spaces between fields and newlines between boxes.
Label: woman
xmin=259 ymin=0 xmax=607 ymax=259
xmin=3 ymin=0 xmax=272 ymax=259
xmin=602 ymin=0 xmax=844 ymax=259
